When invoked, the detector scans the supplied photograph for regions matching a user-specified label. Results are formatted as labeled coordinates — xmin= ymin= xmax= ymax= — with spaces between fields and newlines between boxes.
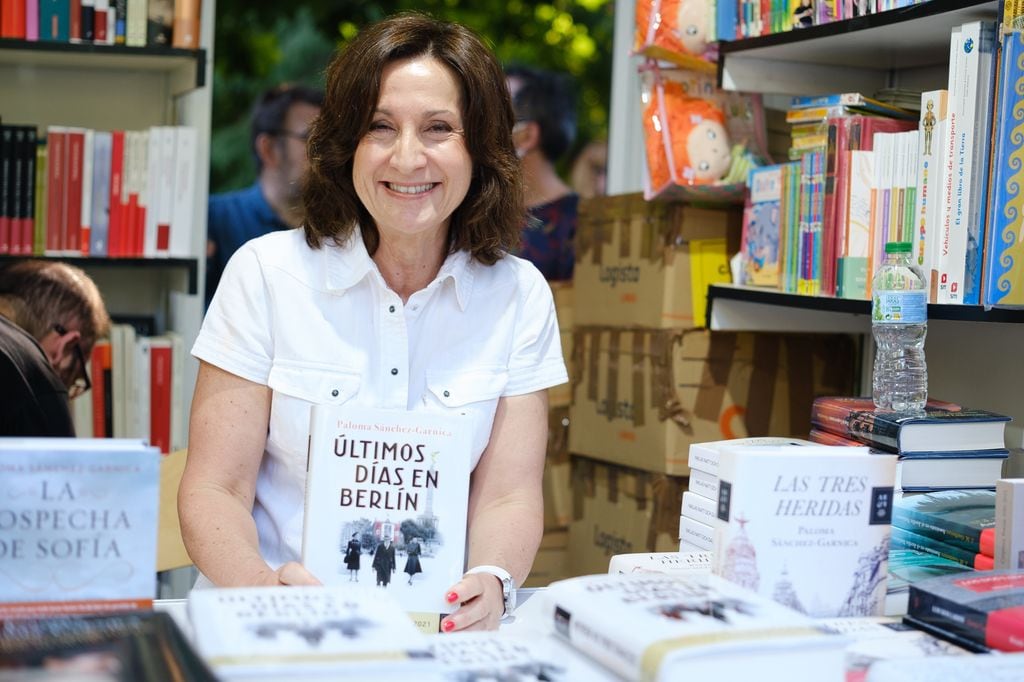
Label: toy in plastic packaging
xmin=634 ymin=0 xmax=718 ymax=69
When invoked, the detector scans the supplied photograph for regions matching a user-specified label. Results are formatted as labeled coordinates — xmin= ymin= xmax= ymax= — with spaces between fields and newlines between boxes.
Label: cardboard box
xmin=549 ymin=281 xmax=573 ymax=408
xmin=525 ymin=529 xmax=570 ymax=588
xmin=569 ymin=328 xmax=859 ymax=475
xmin=567 ymin=456 xmax=687 ymax=577
xmin=543 ymin=406 xmax=572 ymax=530
xmin=574 ymin=193 xmax=742 ymax=328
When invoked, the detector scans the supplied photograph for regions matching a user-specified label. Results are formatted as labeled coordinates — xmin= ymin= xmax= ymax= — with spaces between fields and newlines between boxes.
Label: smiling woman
xmin=181 ymin=12 xmax=568 ymax=634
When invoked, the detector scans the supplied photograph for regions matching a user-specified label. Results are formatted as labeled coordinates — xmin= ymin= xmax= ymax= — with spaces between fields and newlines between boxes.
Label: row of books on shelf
xmin=0 ymin=123 xmax=197 ymax=258
xmin=0 ymin=0 xmax=201 ymax=49
xmin=72 ymin=322 xmax=187 ymax=453
xmin=719 ymin=0 xmax=930 ymax=42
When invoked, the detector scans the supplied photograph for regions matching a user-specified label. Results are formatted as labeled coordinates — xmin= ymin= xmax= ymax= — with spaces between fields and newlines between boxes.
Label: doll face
xmin=677 ymin=0 xmax=708 ymax=55
xmin=686 ymin=119 xmax=731 ymax=181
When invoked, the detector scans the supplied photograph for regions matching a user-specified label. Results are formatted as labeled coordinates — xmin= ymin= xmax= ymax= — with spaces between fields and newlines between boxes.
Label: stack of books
xmin=809 ymin=396 xmax=1011 ymax=493
xmin=891 ymin=489 xmax=997 ymax=571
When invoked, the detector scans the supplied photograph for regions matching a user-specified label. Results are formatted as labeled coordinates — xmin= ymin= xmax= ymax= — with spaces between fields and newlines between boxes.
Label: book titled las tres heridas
xmin=714 ymin=445 xmax=897 ymax=618
xmin=302 ymin=405 xmax=471 ymax=634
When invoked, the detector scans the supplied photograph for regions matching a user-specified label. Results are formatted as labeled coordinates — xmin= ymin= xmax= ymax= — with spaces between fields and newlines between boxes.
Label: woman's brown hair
xmin=302 ymin=12 xmax=525 ymax=264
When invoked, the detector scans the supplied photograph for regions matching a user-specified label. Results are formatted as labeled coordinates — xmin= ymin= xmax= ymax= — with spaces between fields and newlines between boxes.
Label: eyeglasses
xmin=53 ymin=324 xmax=91 ymax=399
xmin=274 ymin=129 xmax=310 ymax=142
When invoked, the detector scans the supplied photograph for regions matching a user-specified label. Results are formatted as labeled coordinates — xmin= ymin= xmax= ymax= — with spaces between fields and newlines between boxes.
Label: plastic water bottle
xmin=871 ymin=241 xmax=928 ymax=412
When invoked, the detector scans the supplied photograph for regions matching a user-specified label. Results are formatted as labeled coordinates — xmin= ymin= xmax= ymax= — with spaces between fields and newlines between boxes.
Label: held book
xmin=543 ymin=572 xmax=847 ymax=682
xmin=892 ymin=489 xmax=996 ymax=556
xmin=906 ymin=570 xmax=1024 ymax=653
xmin=714 ymin=445 xmax=897 ymax=617
xmin=302 ymin=404 xmax=471 ymax=634
xmin=810 ymin=396 xmax=1010 ymax=454
xmin=187 ymin=585 xmax=436 ymax=677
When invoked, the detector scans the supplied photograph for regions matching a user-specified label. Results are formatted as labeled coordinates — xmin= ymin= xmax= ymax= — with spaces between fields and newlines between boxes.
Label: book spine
xmin=995 ymin=478 xmax=1024 ymax=570
xmin=19 ymin=126 xmax=38 ymax=255
xmin=681 ymin=490 xmax=716 ymax=526
xmin=171 ymin=0 xmax=200 ymax=49
xmin=891 ymin=525 xmax=993 ymax=569
xmin=125 ymin=0 xmax=145 ymax=46
xmin=79 ymin=129 xmax=93 ymax=255
xmin=90 ymin=131 xmax=111 ymax=257
xmin=906 ymin=586 xmax=990 ymax=651
xmin=892 ymin=505 xmax=986 ymax=553
xmin=33 ymin=140 xmax=46 ymax=255
xmin=679 ymin=514 xmax=714 ymax=550
xmin=64 ymin=130 xmax=84 ymax=255
xmin=25 ymin=0 xmax=39 ymax=41
xmin=44 ymin=128 xmax=65 ymax=255
xmin=169 ymin=126 xmax=195 ymax=257
xmin=150 ymin=340 xmax=173 ymax=453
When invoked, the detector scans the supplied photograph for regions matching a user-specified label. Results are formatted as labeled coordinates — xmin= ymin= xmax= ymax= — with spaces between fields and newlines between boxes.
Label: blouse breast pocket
xmin=423 ymin=368 xmax=509 ymax=467
xmin=267 ymin=360 xmax=362 ymax=455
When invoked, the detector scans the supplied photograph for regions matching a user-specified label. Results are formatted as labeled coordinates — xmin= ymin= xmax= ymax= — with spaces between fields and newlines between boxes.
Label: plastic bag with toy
xmin=634 ymin=0 xmax=718 ymax=67
xmin=640 ymin=62 xmax=768 ymax=200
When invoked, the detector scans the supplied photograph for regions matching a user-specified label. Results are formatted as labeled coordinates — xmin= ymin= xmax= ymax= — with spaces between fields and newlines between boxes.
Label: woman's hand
xmin=440 ymin=572 xmax=504 ymax=632
xmin=272 ymin=561 xmax=322 ymax=586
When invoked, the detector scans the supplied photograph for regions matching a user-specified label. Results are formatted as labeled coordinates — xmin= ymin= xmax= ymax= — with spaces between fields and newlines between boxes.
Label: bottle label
xmin=872 ymin=289 xmax=927 ymax=324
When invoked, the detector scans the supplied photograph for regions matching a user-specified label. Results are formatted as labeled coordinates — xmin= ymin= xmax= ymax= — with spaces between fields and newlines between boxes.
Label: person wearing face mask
xmin=204 ymin=83 xmax=324 ymax=307
xmin=180 ymin=13 xmax=567 ymax=632
xmin=505 ymin=64 xmax=579 ymax=282
xmin=0 ymin=260 xmax=111 ymax=436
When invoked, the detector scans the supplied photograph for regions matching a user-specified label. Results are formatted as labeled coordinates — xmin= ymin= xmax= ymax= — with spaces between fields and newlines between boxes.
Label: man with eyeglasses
xmin=205 ymin=83 xmax=324 ymax=307
xmin=0 ymin=260 xmax=110 ymax=436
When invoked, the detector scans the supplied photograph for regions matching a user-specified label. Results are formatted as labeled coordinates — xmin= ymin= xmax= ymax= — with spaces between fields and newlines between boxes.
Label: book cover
xmin=187 ymin=585 xmax=436 ymax=677
xmin=809 ymin=396 xmax=1010 ymax=454
xmin=608 ymin=551 xmax=712 ymax=575
xmin=430 ymin=632 xmax=621 ymax=681
xmin=907 ymin=570 xmax=1024 ymax=652
xmin=171 ymin=0 xmax=201 ymax=49
xmin=790 ymin=93 xmax=917 ymax=120
xmin=983 ymin=30 xmax=1024 ymax=306
xmin=0 ymin=438 xmax=159 ymax=617
xmin=741 ymin=164 xmax=783 ymax=287
xmin=714 ymin=445 xmax=897 ymax=617
xmin=890 ymin=526 xmax=994 ymax=570
xmin=914 ymin=90 xmax=948 ymax=300
xmin=865 ymin=652 xmax=1024 ymax=682
xmin=892 ymin=489 xmax=996 ymax=555
xmin=303 ymin=404 xmax=471 ymax=634
xmin=89 ymin=130 xmax=112 ymax=257
xmin=995 ymin=478 xmax=1024 ymax=570
xmin=545 ymin=572 xmax=847 ymax=682
xmin=838 ymin=148 xmax=873 ymax=298
xmin=0 ymin=610 xmax=216 ymax=681
xmin=0 ymin=127 xmax=13 ymax=254
xmin=687 ymin=436 xmax=819 ymax=477
xmin=894 ymin=450 xmax=1006 ymax=491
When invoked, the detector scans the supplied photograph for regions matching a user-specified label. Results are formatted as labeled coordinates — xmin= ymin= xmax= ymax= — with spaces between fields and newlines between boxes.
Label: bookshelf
xmin=607 ymin=0 xmax=1024 ymax=432
xmin=0 ymin=2 xmax=216 ymax=436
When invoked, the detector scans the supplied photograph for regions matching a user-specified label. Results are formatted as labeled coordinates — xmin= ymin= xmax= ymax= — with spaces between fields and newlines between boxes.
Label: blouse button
xmin=391 ymin=368 xmax=399 ymax=376
xmin=443 ymin=390 xmax=450 ymax=398
xmin=389 ymin=305 xmax=396 ymax=313
xmin=331 ymin=389 xmax=339 ymax=397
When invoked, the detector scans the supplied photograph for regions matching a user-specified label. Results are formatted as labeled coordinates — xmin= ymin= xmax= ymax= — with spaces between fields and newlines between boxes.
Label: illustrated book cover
xmin=543 ymin=572 xmax=847 ymax=682
xmin=302 ymin=404 xmax=471 ymax=634
xmin=0 ymin=438 xmax=159 ymax=617
xmin=714 ymin=445 xmax=897 ymax=617
xmin=906 ymin=569 xmax=1024 ymax=653
xmin=809 ymin=396 xmax=1010 ymax=454
xmin=187 ymin=584 xmax=436 ymax=677
xmin=741 ymin=164 xmax=783 ymax=287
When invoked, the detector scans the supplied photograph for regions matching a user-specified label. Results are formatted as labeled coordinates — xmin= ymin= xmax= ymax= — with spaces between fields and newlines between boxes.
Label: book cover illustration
xmin=741 ymin=165 xmax=783 ymax=286
xmin=545 ymin=572 xmax=846 ymax=682
xmin=302 ymin=404 xmax=471 ymax=632
xmin=0 ymin=438 xmax=159 ymax=616
xmin=714 ymin=445 xmax=897 ymax=617
xmin=429 ymin=632 xmax=621 ymax=682
xmin=187 ymin=585 xmax=435 ymax=676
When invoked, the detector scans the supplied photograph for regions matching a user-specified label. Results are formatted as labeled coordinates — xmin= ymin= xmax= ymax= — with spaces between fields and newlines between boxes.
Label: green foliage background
xmin=210 ymin=0 xmax=615 ymax=194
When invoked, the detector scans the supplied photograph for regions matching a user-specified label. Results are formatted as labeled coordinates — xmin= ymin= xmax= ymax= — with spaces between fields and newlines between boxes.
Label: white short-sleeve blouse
xmin=192 ymin=228 xmax=568 ymax=569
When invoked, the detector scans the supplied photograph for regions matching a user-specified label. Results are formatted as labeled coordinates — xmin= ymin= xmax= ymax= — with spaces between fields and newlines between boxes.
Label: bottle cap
xmin=884 ymin=241 xmax=912 ymax=253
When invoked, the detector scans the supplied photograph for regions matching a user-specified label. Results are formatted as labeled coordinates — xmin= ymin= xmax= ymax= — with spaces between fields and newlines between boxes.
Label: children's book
xmin=892 ymin=489 xmax=996 ymax=555
xmin=544 ymin=572 xmax=848 ymax=682
xmin=789 ymin=93 xmax=918 ymax=120
xmin=741 ymin=165 xmax=784 ymax=287
xmin=302 ymin=404 xmax=471 ymax=634
xmin=187 ymin=585 xmax=437 ymax=677
xmin=713 ymin=444 xmax=897 ymax=617
xmin=809 ymin=396 xmax=1010 ymax=454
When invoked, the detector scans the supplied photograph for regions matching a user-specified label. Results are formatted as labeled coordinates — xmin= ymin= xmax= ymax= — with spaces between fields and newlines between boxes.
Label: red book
xmin=64 ymin=130 xmax=84 ymax=255
xmin=908 ymin=570 xmax=1024 ymax=653
xmin=149 ymin=340 xmax=172 ymax=454
xmin=107 ymin=130 xmax=124 ymax=257
xmin=69 ymin=0 xmax=81 ymax=41
xmin=45 ymin=128 xmax=67 ymax=254
xmin=0 ymin=0 xmax=27 ymax=38
xmin=94 ymin=3 xmax=107 ymax=43
xmin=90 ymin=340 xmax=112 ymax=438
xmin=0 ymin=126 xmax=12 ymax=254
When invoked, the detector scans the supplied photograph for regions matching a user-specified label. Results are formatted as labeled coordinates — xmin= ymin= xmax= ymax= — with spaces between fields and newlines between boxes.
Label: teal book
xmin=892 ymin=489 xmax=996 ymax=556
xmin=38 ymin=0 xmax=70 ymax=41
xmin=890 ymin=526 xmax=994 ymax=570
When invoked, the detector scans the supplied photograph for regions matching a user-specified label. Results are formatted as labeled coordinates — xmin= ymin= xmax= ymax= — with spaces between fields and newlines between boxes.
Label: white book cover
xmin=815 ymin=615 xmax=968 ymax=680
xmin=134 ymin=335 xmax=151 ymax=442
xmin=544 ymin=573 xmax=847 ymax=682
xmin=89 ymin=130 xmax=112 ymax=256
xmin=682 ymin=490 xmax=715 ymax=526
xmin=166 ymin=331 xmax=187 ymax=452
xmin=688 ymin=467 xmax=718 ymax=499
xmin=303 ymin=404 xmax=471 ymax=634
xmin=429 ymin=632 xmax=621 ymax=681
xmin=845 ymin=149 xmax=875 ymax=259
xmin=110 ymin=323 xmax=136 ymax=438
xmin=142 ymin=127 xmax=163 ymax=257
xmin=608 ymin=551 xmax=712 ymax=575
xmin=870 ymin=133 xmax=894 ymax=273
xmin=890 ymin=131 xmax=907 ymax=245
xmin=0 ymin=438 xmax=159 ymax=613
xmin=937 ymin=27 xmax=967 ymax=303
xmin=134 ymin=130 xmax=149 ymax=258
xmin=680 ymin=514 xmax=715 ymax=551
xmin=687 ymin=437 xmax=817 ymax=477
xmin=915 ymin=90 xmax=948 ymax=300
xmin=169 ymin=126 xmax=196 ymax=257
xmin=995 ymin=478 xmax=1024 ymax=570
xmin=187 ymin=585 xmax=436 ymax=678
xmin=866 ymin=652 xmax=1024 ymax=682
xmin=713 ymin=445 xmax=897 ymax=618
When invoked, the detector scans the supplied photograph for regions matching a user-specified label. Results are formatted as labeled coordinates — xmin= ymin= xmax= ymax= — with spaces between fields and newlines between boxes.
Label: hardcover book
xmin=302 ymin=404 xmax=471 ymax=634
xmin=810 ymin=396 xmax=1010 ymax=454
xmin=0 ymin=438 xmax=160 ymax=617
xmin=886 ymin=548 xmax=973 ymax=617
xmin=187 ymin=585 xmax=437 ymax=677
xmin=741 ymin=165 xmax=783 ymax=287
xmin=607 ymin=551 xmax=712 ymax=575
xmin=906 ymin=570 xmax=1024 ymax=653
xmin=893 ymin=489 xmax=996 ymax=555
xmin=430 ymin=632 xmax=621 ymax=681
xmin=543 ymin=572 xmax=847 ymax=682
xmin=687 ymin=436 xmax=819 ymax=477
xmin=890 ymin=526 xmax=994 ymax=570
xmin=714 ymin=445 xmax=897 ymax=617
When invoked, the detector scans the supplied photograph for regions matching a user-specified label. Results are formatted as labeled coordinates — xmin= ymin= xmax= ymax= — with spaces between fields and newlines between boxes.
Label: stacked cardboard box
xmin=526 ymin=405 xmax=573 ymax=588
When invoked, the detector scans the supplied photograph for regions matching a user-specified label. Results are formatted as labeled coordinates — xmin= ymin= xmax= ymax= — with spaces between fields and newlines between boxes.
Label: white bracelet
xmin=465 ymin=565 xmax=517 ymax=617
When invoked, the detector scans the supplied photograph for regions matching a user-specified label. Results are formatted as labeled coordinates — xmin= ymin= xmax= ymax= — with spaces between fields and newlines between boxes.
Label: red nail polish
xmin=443 ymin=620 xmax=456 ymax=632
xmin=446 ymin=591 xmax=459 ymax=603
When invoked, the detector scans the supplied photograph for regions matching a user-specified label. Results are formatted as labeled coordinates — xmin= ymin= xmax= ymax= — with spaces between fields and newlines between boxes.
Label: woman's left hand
xmin=440 ymin=572 xmax=504 ymax=632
